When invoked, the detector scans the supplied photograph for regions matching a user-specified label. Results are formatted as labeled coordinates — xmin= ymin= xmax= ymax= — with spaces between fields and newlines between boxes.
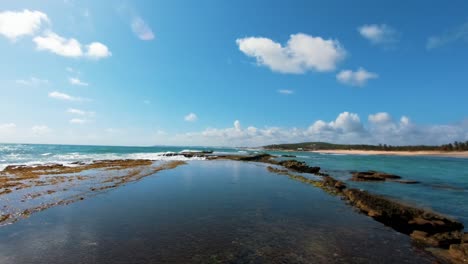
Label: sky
xmin=0 ymin=0 xmax=467 ymax=147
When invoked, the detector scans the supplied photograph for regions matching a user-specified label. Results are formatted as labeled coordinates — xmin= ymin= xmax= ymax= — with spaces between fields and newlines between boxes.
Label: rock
xmin=343 ymin=188 xmax=464 ymax=235
xmin=393 ymin=180 xmax=420 ymax=184
xmin=281 ymin=154 xmax=297 ymax=158
xmin=239 ymin=154 xmax=274 ymax=162
xmin=449 ymin=243 xmax=468 ymax=263
xmin=411 ymin=230 xmax=462 ymax=248
xmin=278 ymin=160 xmax=320 ymax=174
xmin=463 ymin=233 xmax=468 ymax=243
xmin=323 ymin=176 xmax=346 ymax=191
xmin=351 ymin=171 xmax=401 ymax=181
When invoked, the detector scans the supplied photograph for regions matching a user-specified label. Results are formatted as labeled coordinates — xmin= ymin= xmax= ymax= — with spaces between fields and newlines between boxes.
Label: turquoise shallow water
xmin=0 ymin=161 xmax=436 ymax=263
xmin=269 ymin=151 xmax=468 ymax=229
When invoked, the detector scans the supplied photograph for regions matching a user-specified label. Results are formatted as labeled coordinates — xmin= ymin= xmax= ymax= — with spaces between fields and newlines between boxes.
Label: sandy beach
xmin=311 ymin=149 xmax=468 ymax=158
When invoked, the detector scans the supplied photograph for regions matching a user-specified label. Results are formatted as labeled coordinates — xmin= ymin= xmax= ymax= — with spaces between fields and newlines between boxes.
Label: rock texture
xmin=351 ymin=171 xmax=401 ymax=181
xmin=343 ymin=188 xmax=464 ymax=235
xmin=278 ymin=160 xmax=320 ymax=174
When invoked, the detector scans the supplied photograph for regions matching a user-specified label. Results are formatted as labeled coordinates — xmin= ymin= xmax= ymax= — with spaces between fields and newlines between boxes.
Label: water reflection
xmin=0 ymin=161 xmax=436 ymax=263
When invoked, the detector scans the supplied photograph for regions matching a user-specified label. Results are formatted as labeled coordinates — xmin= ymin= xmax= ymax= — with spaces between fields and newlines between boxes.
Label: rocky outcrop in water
xmin=239 ymin=154 xmax=274 ymax=162
xmin=351 ymin=171 xmax=401 ymax=181
xmin=278 ymin=160 xmax=320 ymax=174
xmin=342 ymin=188 xmax=464 ymax=236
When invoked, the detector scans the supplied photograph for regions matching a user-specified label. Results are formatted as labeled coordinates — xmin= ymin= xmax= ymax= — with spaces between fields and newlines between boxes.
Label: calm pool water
xmin=0 ymin=161 xmax=436 ymax=263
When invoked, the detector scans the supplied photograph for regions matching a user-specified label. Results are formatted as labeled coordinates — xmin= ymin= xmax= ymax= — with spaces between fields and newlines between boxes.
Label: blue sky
xmin=0 ymin=0 xmax=467 ymax=146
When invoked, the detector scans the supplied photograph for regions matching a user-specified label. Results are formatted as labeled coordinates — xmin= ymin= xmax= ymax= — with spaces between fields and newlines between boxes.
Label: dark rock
xmin=281 ymin=154 xmax=296 ymax=158
xmin=239 ymin=154 xmax=274 ymax=162
xmin=278 ymin=160 xmax=320 ymax=174
xmin=351 ymin=171 xmax=401 ymax=181
xmin=343 ymin=188 xmax=464 ymax=235
xmin=463 ymin=233 xmax=468 ymax=243
xmin=393 ymin=180 xmax=420 ymax=184
xmin=411 ymin=230 xmax=462 ymax=248
xmin=323 ymin=176 xmax=346 ymax=191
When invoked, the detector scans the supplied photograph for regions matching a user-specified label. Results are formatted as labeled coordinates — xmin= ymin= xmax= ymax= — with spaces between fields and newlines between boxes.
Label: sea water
xmin=0 ymin=161 xmax=436 ymax=263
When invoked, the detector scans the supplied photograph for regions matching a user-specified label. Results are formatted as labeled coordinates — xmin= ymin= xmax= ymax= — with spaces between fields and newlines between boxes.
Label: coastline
xmin=308 ymin=149 xmax=468 ymax=158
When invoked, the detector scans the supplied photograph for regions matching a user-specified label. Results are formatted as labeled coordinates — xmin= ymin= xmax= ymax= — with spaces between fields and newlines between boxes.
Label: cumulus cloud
xmin=33 ymin=32 xmax=111 ymax=59
xmin=33 ymin=32 xmax=83 ymax=57
xmin=86 ymin=42 xmax=112 ymax=59
xmin=427 ymin=22 xmax=468 ymax=50
xmin=162 ymin=112 xmax=468 ymax=147
xmin=0 ymin=9 xmax=49 ymax=40
xmin=368 ymin=112 xmax=392 ymax=124
xmin=131 ymin=17 xmax=154 ymax=40
xmin=236 ymin=33 xmax=346 ymax=74
xmin=358 ymin=24 xmax=399 ymax=45
xmin=15 ymin=77 xmax=49 ymax=86
xmin=336 ymin=67 xmax=378 ymax=87
xmin=32 ymin=125 xmax=51 ymax=136
xmin=278 ymin=89 xmax=294 ymax=95
xmin=48 ymin=91 xmax=82 ymax=101
xmin=69 ymin=77 xmax=89 ymax=86
xmin=184 ymin=113 xmax=198 ymax=122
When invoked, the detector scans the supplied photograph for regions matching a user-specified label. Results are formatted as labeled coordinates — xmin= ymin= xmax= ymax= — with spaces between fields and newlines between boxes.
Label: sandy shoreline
xmin=310 ymin=149 xmax=468 ymax=158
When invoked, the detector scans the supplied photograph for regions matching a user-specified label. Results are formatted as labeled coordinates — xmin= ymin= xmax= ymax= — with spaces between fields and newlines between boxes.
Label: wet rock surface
xmin=342 ymin=188 xmax=463 ymax=235
xmin=278 ymin=160 xmax=321 ymax=174
xmin=0 ymin=160 xmax=187 ymax=225
xmin=351 ymin=170 xmax=402 ymax=181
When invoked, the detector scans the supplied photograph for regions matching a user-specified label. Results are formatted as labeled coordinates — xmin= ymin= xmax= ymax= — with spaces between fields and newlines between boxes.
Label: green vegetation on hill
xmin=263 ymin=141 xmax=468 ymax=152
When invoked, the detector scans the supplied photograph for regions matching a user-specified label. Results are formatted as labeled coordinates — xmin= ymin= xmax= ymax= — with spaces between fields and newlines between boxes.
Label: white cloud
xmin=358 ymin=24 xmax=399 ymax=45
xmin=160 ymin=112 xmax=468 ymax=147
xmin=369 ymin=112 xmax=392 ymax=124
xmin=86 ymin=42 xmax=112 ymax=59
xmin=427 ymin=22 xmax=468 ymax=50
xmin=278 ymin=89 xmax=294 ymax=95
xmin=69 ymin=118 xmax=87 ymax=124
xmin=0 ymin=9 xmax=49 ymax=40
xmin=0 ymin=123 xmax=16 ymax=135
xmin=184 ymin=113 xmax=198 ymax=122
xmin=67 ymin=108 xmax=94 ymax=116
xmin=33 ymin=31 xmax=111 ymax=59
xmin=336 ymin=67 xmax=378 ymax=87
xmin=32 ymin=125 xmax=52 ymax=136
xmin=48 ymin=91 xmax=82 ymax=101
xmin=34 ymin=32 xmax=83 ymax=57
xmin=236 ymin=33 xmax=346 ymax=74
xmin=69 ymin=77 xmax=88 ymax=86
xmin=131 ymin=17 xmax=154 ymax=40
xmin=15 ymin=77 xmax=49 ymax=86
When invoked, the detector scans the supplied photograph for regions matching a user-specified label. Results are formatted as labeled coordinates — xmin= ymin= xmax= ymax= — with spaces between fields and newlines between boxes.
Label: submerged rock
xmin=394 ymin=180 xmax=421 ymax=184
xmin=281 ymin=154 xmax=297 ymax=158
xmin=343 ymin=188 xmax=464 ymax=235
xmin=351 ymin=171 xmax=401 ymax=181
xmin=278 ymin=160 xmax=320 ymax=174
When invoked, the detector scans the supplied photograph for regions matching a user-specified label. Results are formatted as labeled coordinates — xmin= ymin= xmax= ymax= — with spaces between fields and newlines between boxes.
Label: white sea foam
xmin=0 ymin=152 xmax=206 ymax=171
